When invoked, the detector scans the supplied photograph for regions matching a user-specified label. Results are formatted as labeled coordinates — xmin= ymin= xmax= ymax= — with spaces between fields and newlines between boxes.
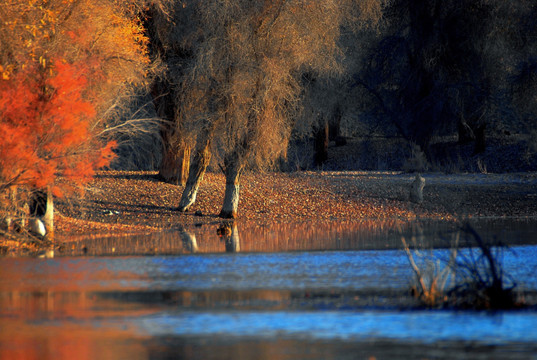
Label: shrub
xmin=402 ymin=232 xmax=457 ymax=307
xmin=402 ymin=222 xmax=521 ymax=309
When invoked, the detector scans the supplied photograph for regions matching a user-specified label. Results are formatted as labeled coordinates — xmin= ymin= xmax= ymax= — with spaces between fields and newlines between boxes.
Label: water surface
xmin=2 ymin=218 xmax=537 ymax=359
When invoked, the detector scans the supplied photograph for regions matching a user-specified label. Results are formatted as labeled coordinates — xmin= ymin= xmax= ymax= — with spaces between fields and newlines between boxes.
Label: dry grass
xmin=402 ymin=233 xmax=457 ymax=307
xmin=403 ymin=222 xmax=523 ymax=309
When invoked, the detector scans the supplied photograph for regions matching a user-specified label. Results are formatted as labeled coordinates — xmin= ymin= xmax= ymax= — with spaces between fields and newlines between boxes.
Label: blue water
xmin=136 ymin=310 xmax=537 ymax=344
xmin=3 ymin=230 xmax=537 ymax=358
xmin=3 ymin=245 xmax=537 ymax=291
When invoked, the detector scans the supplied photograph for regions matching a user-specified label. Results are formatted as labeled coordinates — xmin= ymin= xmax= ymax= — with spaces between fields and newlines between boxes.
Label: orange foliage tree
xmin=0 ymin=0 xmax=151 ymax=237
xmin=0 ymin=60 xmax=115 ymax=193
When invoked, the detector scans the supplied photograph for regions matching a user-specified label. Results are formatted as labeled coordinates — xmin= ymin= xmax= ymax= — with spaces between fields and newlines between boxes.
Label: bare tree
xmin=169 ymin=0 xmax=383 ymax=218
xmin=352 ymin=0 xmax=537 ymax=160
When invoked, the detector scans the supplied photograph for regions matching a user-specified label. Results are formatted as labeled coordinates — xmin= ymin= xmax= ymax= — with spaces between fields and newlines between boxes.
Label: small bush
xmin=402 ymin=222 xmax=521 ymax=309
xmin=402 ymin=233 xmax=457 ymax=307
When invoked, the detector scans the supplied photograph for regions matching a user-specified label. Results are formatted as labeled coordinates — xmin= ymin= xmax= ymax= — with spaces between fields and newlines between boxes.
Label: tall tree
xmin=354 ymin=0 xmax=517 ymax=157
xmin=169 ymin=0 xmax=383 ymax=218
xmin=144 ymin=3 xmax=192 ymax=185
xmin=504 ymin=1 xmax=537 ymax=138
xmin=0 ymin=0 xmax=152 ymax=238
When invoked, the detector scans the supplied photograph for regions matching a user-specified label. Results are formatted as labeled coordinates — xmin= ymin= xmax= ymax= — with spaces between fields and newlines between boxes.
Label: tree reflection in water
xmin=65 ymin=219 xmax=422 ymax=256
xmin=2 ymin=218 xmax=537 ymax=360
xmin=218 ymin=222 xmax=240 ymax=253
xmin=179 ymin=229 xmax=198 ymax=253
xmin=52 ymin=218 xmax=537 ymax=256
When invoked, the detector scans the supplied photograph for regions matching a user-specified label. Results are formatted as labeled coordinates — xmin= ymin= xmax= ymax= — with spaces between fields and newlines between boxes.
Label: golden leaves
xmin=0 ymin=64 xmax=14 ymax=80
xmin=0 ymin=0 xmax=151 ymax=228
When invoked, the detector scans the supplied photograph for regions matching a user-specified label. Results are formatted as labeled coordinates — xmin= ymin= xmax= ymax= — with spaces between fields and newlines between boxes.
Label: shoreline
xmin=2 ymin=170 xmax=537 ymax=256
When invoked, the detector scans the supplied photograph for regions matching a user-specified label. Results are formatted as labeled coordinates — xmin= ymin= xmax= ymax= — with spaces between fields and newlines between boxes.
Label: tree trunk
xmin=153 ymin=80 xmax=191 ymax=186
xmin=159 ymin=136 xmax=190 ymax=186
xmin=43 ymin=186 xmax=54 ymax=240
xmin=329 ymin=104 xmax=342 ymax=143
xmin=474 ymin=123 xmax=486 ymax=154
xmin=457 ymin=118 xmax=475 ymax=144
xmin=177 ymin=133 xmax=212 ymax=212
xmin=5 ymin=186 xmax=18 ymax=232
xmin=314 ymin=119 xmax=329 ymax=166
xmin=145 ymin=8 xmax=191 ymax=185
xmin=21 ymin=202 xmax=29 ymax=231
xmin=219 ymin=154 xmax=243 ymax=219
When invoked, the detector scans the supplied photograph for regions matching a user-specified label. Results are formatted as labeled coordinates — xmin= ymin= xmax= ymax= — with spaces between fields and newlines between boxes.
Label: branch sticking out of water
xmin=402 ymin=222 xmax=522 ymax=310
xmin=402 ymin=233 xmax=457 ymax=307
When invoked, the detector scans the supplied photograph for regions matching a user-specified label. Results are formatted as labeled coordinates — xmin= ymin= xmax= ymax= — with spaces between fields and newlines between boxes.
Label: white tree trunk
xmin=43 ymin=186 xmax=54 ymax=240
xmin=224 ymin=223 xmax=240 ymax=252
xmin=220 ymin=183 xmax=240 ymax=219
xmin=178 ymin=134 xmax=211 ymax=212
xmin=178 ymin=172 xmax=202 ymax=212
xmin=219 ymin=155 xmax=242 ymax=219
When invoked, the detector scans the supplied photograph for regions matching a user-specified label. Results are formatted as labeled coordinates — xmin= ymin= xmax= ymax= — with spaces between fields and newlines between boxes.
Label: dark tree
xmin=354 ymin=0 xmax=521 ymax=157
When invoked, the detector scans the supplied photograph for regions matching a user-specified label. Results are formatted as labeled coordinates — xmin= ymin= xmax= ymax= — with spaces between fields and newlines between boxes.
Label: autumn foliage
xmin=0 ymin=60 xmax=116 ymax=194
xmin=0 ymin=0 xmax=151 ymax=230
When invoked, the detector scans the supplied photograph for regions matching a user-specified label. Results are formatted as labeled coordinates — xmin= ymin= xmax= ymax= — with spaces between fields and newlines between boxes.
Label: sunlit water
xmin=2 ymin=219 xmax=537 ymax=359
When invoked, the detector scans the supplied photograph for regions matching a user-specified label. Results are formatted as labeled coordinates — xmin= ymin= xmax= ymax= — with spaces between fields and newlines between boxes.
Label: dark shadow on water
xmin=143 ymin=336 xmax=537 ymax=360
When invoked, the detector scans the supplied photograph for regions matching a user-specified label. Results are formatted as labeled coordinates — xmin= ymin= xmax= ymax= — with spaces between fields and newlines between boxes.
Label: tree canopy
xmin=0 ymin=0 xmax=153 ymax=235
xmin=151 ymin=0 xmax=384 ymax=217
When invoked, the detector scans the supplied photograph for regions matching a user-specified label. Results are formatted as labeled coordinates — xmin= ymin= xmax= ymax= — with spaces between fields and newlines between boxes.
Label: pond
xmin=1 ymin=218 xmax=537 ymax=359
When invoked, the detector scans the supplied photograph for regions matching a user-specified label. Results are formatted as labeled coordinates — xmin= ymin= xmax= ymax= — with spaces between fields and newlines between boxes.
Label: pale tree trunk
xmin=43 ymin=186 xmax=54 ymax=240
xmin=179 ymin=229 xmax=198 ymax=253
xmin=224 ymin=223 xmax=240 ymax=252
xmin=219 ymin=154 xmax=243 ymax=219
xmin=178 ymin=132 xmax=212 ymax=212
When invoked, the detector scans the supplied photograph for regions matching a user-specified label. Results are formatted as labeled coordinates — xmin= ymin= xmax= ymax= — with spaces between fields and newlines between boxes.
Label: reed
xmin=402 ymin=222 xmax=521 ymax=309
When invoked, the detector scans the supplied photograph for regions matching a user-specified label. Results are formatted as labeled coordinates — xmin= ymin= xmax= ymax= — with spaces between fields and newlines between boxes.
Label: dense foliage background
xmin=1 ymin=0 xmax=536 ymax=227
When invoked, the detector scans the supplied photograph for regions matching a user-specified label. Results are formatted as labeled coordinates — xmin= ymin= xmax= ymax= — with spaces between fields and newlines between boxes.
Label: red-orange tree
xmin=0 ymin=60 xmax=115 ymax=193
xmin=0 ymin=0 xmax=151 ymax=236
